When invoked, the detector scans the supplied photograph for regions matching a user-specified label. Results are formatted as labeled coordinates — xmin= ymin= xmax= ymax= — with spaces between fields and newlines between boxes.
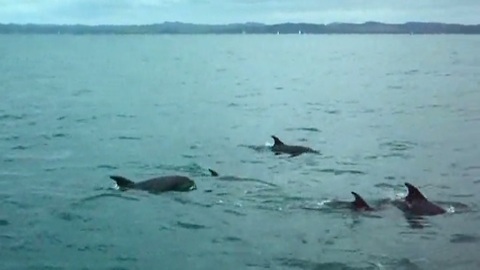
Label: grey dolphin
xmin=109 ymin=175 xmax=197 ymax=194
xmin=395 ymin=182 xmax=446 ymax=216
xmin=351 ymin=192 xmax=374 ymax=211
xmin=270 ymin=135 xmax=319 ymax=157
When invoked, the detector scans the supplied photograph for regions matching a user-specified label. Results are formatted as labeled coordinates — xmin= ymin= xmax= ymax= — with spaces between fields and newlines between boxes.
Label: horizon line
xmin=1 ymin=21 xmax=480 ymax=27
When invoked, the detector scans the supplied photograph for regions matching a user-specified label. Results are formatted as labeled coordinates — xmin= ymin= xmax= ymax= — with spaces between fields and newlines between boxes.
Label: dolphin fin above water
xmin=351 ymin=192 xmax=373 ymax=211
xmin=400 ymin=182 xmax=446 ymax=216
xmin=208 ymin=169 xmax=219 ymax=177
xmin=269 ymin=135 xmax=319 ymax=157
xmin=271 ymin=135 xmax=285 ymax=146
xmin=110 ymin=175 xmax=136 ymax=189
xmin=404 ymin=182 xmax=428 ymax=203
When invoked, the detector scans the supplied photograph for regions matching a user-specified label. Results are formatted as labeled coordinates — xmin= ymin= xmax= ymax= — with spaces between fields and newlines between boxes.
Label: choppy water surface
xmin=1 ymin=34 xmax=480 ymax=269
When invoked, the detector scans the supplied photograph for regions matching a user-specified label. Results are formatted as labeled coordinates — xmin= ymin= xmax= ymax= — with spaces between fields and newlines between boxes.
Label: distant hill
xmin=1 ymin=21 xmax=479 ymax=34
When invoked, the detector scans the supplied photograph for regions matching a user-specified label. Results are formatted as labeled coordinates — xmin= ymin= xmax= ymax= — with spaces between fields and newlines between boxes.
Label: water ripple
xmin=0 ymin=219 xmax=9 ymax=226
xmin=285 ymin=127 xmax=321 ymax=133
xmin=176 ymin=221 xmax=208 ymax=230
xmin=116 ymin=136 xmax=142 ymax=140
xmin=450 ymin=234 xmax=480 ymax=244
xmin=0 ymin=113 xmax=27 ymax=121
xmin=275 ymin=258 xmax=374 ymax=270
xmin=312 ymin=168 xmax=367 ymax=175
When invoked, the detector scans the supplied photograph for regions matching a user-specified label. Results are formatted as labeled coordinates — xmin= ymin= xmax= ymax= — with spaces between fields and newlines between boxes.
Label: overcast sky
xmin=0 ymin=0 xmax=479 ymax=25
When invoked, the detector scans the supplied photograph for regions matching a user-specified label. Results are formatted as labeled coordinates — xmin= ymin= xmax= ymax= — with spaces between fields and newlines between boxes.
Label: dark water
xmin=1 ymin=34 xmax=480 ymax=269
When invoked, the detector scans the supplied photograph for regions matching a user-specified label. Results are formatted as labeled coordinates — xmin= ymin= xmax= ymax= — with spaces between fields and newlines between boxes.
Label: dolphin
xmin=351 ymin=192 xmax=374 ymax=211
xmin=395 ymin=182 xmax=446 ymax=216
xmin=109 ymin=175 xmax=197 ymax=194
xmin=270 ymin=135 xmax=319 ymax=157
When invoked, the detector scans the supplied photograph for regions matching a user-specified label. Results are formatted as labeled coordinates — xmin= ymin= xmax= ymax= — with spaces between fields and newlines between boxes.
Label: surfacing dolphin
xmin=394 ymin=182 xmax=446 ymax=216
xmin=351 ymin=192 xmax=374 ymax=211
xmin=109 ymin=175 xmax=197 ymax=194
xmin=270 ymin=135 xmax=319 ymax=157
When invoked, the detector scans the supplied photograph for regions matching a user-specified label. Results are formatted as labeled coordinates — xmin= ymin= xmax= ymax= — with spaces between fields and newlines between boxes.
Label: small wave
xmin=388 ymin=85 xmax=403 ymax=90
xmin=215 ymin=175 xmax=278 ymax=187
xmin=1 ymin=135 xmax=19 ymax=141
xmin=227 ymin=102 xmax=241 ymax=107
xmin=76 ymin=116 xmax=97 ymax=123
xmin=152 ymin=162 xmax=206 ymax=176
xmin=96 ymin=164 xmax=118 ymax=170
xmin=381 ymin=153 xmax=412 ymax=159
xmin=325 ymin=109 xmax=340 ymax=114
xmin=72 ymin=193 xmax=140 ymax=207
xmin=0 ymin=219 xmax=9 ymax=226
xmin=221 ymin=236 xmax=243 ymax=242
xmin=404 ymin=69 xmax=419 ymax=75
xmin=374 ymin=183 xmax=398 ymax=189
xmin=0 ymin=114 xmax=27 ymax=121
xmin=72 ymin=89 xmax=92 ymax=96
xmin=314 ymin=168 xmax=367 ymax=175
xmin=54 ymin=211 xmax=91 ymax=223
xmin=11 ymin=145 xmax=30 ymax=150
xmin=74 ymin=244 xmax=114 ymax=253
xmin=285 ymin=127 xmax=321 ymax=133
xmin=450 ymin=234 xmax=480 ymax=244
xmin=5 ymin=150 xmax=72 ymax=161
xmin=115 ymin=256 xmax=138 ymax=263
xmin=240 ymin=159 xmax=265 ymax=165
xmin=450 ymin=194 xmax=474 ymax=198
xmin=52 ymin=133 xmax=68 ymax=138
xmin=176 ymin=221 xmax=208 ymax=230
xmin=212 ymin=236 xmax=243 ymax=244
xmin=44 ymin=167 xmax=65 ymax=172
xmin=116 ymin=114 xmax=136 ymax=118
xmin=223 ymin=209 xmax=247 ymax=217
xmin=380 ymin=140 xmax=416 ymax=151
xmin=239 ymin=144 xmax=271 ymax=152
xmin=275 ymin=258 xmax=372 ymax=270
xmin=465 ymin=165 xmax=480 ymax=171
xmin=116 ymin=136 xmax=141 ymax=140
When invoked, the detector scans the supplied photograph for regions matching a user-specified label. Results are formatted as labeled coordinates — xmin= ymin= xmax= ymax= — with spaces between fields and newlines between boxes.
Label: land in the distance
xmin=1 ymin=21 xmax=479 ymax=34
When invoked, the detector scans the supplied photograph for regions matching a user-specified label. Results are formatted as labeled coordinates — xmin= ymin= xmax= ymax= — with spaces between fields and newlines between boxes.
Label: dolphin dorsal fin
xmin=208 ymin=169 xmax=219 ymax=177
xmin=271 ymin=135 xmax=285 ymax=146
xmin=404 ymin=182 xmax=427 ymax=202
xmin=351 ymin=192 xmax=372 ymax=210
xmin=110 ymin=175 xmax=135 ymax=188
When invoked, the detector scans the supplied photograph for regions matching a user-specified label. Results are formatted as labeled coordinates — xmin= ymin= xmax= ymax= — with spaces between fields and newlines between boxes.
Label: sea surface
xmin=1 ymin=34 xmax=480 ymax=270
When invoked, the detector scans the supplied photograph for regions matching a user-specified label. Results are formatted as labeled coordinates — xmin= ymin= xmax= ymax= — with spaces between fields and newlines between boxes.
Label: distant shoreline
xmin=1 ymin=21 xmax=480 ymax=35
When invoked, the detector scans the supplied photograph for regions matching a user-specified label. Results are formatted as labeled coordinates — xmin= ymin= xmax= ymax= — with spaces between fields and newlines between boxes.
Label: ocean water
xmin=0 ymin=34 xmax=479 ymax=270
